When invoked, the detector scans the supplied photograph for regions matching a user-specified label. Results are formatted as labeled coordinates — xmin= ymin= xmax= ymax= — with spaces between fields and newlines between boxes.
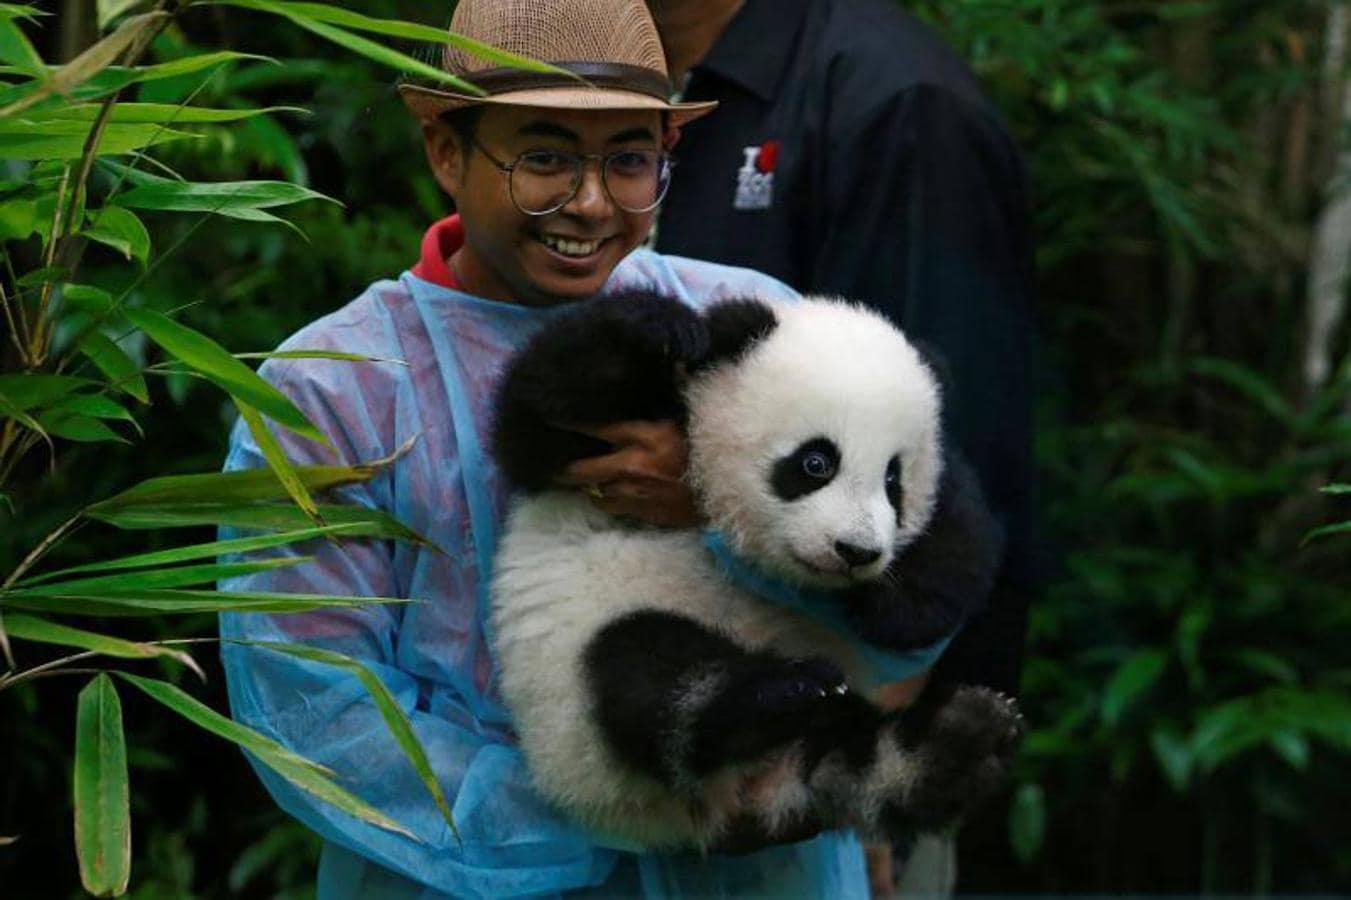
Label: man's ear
xmin=422 ymin=119 xmax=465 ymax=197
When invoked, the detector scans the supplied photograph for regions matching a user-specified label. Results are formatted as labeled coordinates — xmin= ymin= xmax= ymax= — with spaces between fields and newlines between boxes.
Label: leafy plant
xmin=0 ymin=2 xmax=553 ymax=894
xmin=909 ymin=1 xmax=1351 ymax=893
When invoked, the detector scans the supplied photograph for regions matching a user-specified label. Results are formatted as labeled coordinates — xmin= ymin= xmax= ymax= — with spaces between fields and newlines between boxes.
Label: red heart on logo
xmin=756 ymin=140 xmax=780 ymax=174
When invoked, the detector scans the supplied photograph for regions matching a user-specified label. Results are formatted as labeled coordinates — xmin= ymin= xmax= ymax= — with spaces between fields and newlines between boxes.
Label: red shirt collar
xmin=411 ymin=214 xmax=464 ymax=290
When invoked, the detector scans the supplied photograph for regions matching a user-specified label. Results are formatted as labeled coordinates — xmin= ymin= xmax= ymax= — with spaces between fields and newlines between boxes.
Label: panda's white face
xmin=687 ymin=299 xmax=943 ymax=588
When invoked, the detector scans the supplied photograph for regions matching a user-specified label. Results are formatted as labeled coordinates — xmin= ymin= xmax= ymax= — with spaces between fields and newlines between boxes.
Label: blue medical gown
xmin=219 ymin=249 xmax=873 ymax=898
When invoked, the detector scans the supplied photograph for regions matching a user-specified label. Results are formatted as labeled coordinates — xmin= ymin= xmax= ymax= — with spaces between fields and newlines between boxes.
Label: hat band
xmin=459 ymin=61 xmax=673 ymax=102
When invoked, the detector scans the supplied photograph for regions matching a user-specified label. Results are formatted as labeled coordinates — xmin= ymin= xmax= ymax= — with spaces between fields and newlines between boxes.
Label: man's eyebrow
xmin=608 ymin=127 xmax=657 ymax=144
xmin=516 ymin=121 xmax=581 ymax=142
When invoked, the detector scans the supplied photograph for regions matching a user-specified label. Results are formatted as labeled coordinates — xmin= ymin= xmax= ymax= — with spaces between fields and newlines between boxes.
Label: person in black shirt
xmin=649 ymin=0 xmax=1038 ymax=893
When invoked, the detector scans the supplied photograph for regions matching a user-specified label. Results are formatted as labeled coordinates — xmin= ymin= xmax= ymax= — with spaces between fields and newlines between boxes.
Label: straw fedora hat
xmin=398 ymin=0 xmax=717 ymax=128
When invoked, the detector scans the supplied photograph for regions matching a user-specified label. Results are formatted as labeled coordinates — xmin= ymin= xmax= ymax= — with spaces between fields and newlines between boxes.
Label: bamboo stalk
xmin=1303 ymin=3 xmax=1351 ymax=392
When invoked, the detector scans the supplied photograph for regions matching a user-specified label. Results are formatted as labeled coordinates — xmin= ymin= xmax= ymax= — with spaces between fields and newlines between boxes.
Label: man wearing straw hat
xmin=220 ymin=0 xmax=876 ymax=896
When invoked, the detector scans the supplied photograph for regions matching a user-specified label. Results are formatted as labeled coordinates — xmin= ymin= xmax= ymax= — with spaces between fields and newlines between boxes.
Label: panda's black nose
xmin=834 ymin=541 xmax=881 ymax=568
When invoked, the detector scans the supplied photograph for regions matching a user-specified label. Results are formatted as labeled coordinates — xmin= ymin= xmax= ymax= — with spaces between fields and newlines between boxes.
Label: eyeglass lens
xmin=508 ymin=150 xmax=671 ymax=215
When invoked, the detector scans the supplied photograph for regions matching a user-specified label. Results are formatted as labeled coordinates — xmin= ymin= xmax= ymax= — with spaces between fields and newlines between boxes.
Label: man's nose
xmin=566 ymin=163 xmax=613 ymax=217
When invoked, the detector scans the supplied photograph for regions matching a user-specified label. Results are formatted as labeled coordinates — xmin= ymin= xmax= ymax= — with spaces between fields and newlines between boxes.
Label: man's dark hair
xmin=440 ymin=106 xmax=486 ymax=153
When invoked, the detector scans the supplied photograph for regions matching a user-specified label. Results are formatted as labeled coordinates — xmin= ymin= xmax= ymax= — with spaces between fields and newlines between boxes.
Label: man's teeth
xmin=539 ymin=234 xmax=603 ymax=257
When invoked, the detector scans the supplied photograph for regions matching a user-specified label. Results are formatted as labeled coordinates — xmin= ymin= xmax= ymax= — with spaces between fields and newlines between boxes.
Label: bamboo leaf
xmin=1188 ymin=357 xmax=1294 ymax=425
xmin=1267 ymin=730 xmax=1309 ymax=771
xmin=1101 ymin=648 xmax=1168 ymax=727
xmin=235 ymin=349 xmax=407 ymax=365
xmin=1 ymin=52 xmax=272 ymax=109
xmin=237 ymin=401 xmax=322 ymax=525
xmin=116 ymin=672 xmax=419 ymax=840
xmin=0 ymin=195 xmax=37 ymax=240
xmin=1302 ymin=521 xmax=1351 ymax=545
xmin=15 ymin=263 xmax=69 ymax=286
xmin=87 ymin=438 xmax=414 ymax=510
xmin=247 ymin=641 xmax=457 ymax=838
xmin=15 ymin=524 xmax=370 ymax=586
xmin=43 ymin=102 xmax=307 ymax=124
xmin=206 ymin=0 xmax=481 ymax=93
xmin=209 ymin=0 xmax=564 ymax=77
xmin=1149 ymin=725 xmax=1193 ymax=792
xmin=0 ymin=119 xmax=194 ymax=159
xmin=0 ymin=374 xmax=94 ymax=412
xmin=125 ymin=308 xmax=329 ymax=447
xmin=1008 ymin=782 xmax=1045 ymax=864
xmin=63 ymin=283 xmax=115 ymax=314
xmin=116 ymin=177 xmax=337 ymax=213
xmin=87 ymin=503 xmax=436 ymax=548
xmin=49 ymin=392 xmax=139 ymax=428
xmin=82 ymin=205 xmax=150 ymax=265
xmin=74 ymin=674 xmax=131 ymax=898
xmin=36 ymin=411 xmax=129 ymax=444
xmin=78 ymin=331 xmax=150 ymax=404
xmin=0 ymin=588 xmax=409 ymax=616
xmin=5 ymin=557 xmax=308 ymax=597
xmin=0 ymin=14 xmax=45 ymax=77
xmin=89 ymin=468 xmax=359 ymax=510
xmin=0 ymin=10 xmax=170 ymax=118
xmin=2 ymin=613 xmax=202 ymax=678
xmin=97 ymin=0 xmax=149 ymax=29
xmin=0 ymin=4 xmax=47 ymax=20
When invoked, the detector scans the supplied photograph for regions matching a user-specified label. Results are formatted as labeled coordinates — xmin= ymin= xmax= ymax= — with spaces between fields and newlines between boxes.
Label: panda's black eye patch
xmin=885 ymin=455 xmax=903 ymax=513
xmin=771 ymin=438 xmax=840 ymax=500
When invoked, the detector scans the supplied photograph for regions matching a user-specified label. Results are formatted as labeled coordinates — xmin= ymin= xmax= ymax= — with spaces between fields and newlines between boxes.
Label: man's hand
xmin=555 ymin=420 xmax=701 ymax=527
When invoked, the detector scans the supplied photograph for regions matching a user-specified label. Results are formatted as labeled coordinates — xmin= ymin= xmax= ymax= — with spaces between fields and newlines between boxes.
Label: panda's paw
xmin=695 ymin=657 xmax=849 ymax=768
xmin=742 ymin=657 xmax=849 ymax=710
xmin=885 ymin=686 xmax=1024 ymax=831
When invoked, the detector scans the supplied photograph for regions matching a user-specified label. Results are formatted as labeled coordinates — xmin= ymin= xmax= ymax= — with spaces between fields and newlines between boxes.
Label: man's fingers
xmin=557 ymin=447 xmax=653 ymax=485
xmin=558 ymin=446 xmax=685 ymax=485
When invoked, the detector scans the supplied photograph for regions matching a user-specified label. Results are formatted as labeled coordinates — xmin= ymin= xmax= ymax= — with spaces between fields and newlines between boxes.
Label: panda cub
xmin=490 ymin=291 xmax=1022 ymax=849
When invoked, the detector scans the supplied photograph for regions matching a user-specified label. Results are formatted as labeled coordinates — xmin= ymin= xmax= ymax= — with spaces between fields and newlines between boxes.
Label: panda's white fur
xmin=490 ymin=296 xmax=1009 ymax=848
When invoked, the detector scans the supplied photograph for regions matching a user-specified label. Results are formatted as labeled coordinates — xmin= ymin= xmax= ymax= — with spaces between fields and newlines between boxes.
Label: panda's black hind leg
xmin=584 ymin=609 xmax=853 ymax=787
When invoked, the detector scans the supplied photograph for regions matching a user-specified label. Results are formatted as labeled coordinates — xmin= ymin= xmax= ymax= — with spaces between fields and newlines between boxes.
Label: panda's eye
xmin=802 ymin=451 xmax=835 ymax=479
xmin=771 ymin=437 xmax=841 ymax=500
xmin=885 ymin=455 xmax=902 ymax=512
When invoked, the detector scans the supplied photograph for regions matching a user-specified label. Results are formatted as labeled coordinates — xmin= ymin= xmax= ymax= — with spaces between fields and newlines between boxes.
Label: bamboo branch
xmin=1 ymin=514 xmax=83 ymax=591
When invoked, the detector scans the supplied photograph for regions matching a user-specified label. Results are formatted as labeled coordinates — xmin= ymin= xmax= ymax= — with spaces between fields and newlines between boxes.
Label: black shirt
xmin=656 ymin=0 xmax=1037 ymax=695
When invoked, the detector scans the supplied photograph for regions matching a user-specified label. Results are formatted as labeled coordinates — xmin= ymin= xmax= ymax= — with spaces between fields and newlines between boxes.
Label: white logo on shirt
xmin=733 ymin=144 xmax=775 ymax=211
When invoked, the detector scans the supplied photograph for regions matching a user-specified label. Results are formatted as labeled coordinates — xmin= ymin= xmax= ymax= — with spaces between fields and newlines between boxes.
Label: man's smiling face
xmin=427 ymin=105 xmax=664 ymax=306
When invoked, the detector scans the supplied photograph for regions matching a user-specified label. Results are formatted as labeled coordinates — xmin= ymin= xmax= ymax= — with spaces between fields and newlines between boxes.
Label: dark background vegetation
xmin=3 ymin=0 xmax=1350 ymax=896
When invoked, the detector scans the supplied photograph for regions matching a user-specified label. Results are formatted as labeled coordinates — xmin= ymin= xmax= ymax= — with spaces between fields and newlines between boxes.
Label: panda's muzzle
xmin=834 ymin=541 xmax=882 ymax=569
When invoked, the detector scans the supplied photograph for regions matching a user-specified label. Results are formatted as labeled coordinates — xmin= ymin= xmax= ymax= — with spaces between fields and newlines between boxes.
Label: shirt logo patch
xmin=734 ymin=141 xmax=778 ymax=211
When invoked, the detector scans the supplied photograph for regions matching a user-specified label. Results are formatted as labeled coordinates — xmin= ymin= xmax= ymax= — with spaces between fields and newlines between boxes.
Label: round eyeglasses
xmin=472 ymin=140 xmax=675 ymax=216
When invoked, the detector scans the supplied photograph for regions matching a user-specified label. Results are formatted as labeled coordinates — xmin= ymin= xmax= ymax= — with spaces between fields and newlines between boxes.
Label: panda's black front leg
xmin=583 ymin=609 xmax=852 ymax=788
xmin=492 ymin=292 xmax=708 ymax=491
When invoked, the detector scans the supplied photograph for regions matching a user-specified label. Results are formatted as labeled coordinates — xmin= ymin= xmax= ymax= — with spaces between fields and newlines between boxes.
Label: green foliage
xmin=0 ymin=1 xmax=506 ymax=894
xmin=907 ymin=0 xmax=1351 ymax=893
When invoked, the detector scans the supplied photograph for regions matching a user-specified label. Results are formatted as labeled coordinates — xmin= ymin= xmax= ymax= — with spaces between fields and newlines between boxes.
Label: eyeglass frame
xmin=469 ymin=138 xmax=676 ymax=216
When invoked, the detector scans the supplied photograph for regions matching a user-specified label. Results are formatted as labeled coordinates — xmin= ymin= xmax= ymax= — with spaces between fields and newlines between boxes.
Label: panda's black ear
xmin=693 ymin=298 xmax=778 ymax=372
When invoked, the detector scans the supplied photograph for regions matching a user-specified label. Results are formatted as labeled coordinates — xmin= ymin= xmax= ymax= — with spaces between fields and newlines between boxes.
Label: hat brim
xmin=398 ymin=82 xmax=717 ymax=128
